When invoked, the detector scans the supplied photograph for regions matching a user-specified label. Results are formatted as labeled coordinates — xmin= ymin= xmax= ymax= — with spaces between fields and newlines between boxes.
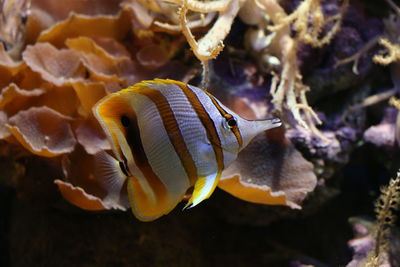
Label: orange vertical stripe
xmin=205 ymin=91 xmax=243 ymax=149
xmin=122 ymin=106 xmax=168 ymax=203
xmin=136 ymin=87 xmax=198 ymax=185
xmin=177 ymin=84 xmax=224 ymax=172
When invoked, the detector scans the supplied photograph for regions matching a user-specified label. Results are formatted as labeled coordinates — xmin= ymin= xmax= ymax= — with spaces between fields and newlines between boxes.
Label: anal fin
xmin=127 ymin=176 xmax=179 ymax=222
xmin=184 ymin=171 xmax=221 ymax=209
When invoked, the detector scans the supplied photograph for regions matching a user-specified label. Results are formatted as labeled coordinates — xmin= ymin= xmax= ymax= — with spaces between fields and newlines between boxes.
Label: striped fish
xmin=93 ymin=79 xmax=281 ymax=221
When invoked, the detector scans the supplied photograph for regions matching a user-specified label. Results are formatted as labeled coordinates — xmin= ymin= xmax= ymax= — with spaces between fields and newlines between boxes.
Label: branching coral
xmin=374 ymin=0 xmax=400 ymax=67
xmin=143 ymin=0 xmax=348 ymax=141
xmin=159 ymin=0 xmax=241 ymax=86
xmin=268 ymin=0 xmax=348 ymax=48
xmin=336 ymin=0 xmax=400 ymax=73
xmin=366 ymin=170 xmax=400 ymax=266
xmin=347 ymin=171 xmax=400 ymax=267
xmin=178 ymin=0 xmax=241 ymax=86
xmin=135 ymin=0 xmax=243 ymax=87
xmin=374 ymin=38 xmax=400 ymax=65
xmin=249 ymin=0 xmax=348 ymax=141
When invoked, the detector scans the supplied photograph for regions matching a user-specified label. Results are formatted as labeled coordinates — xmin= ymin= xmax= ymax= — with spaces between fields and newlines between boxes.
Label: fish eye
xmin=226 ymin=117 xmax=237 ymax=128
xmin=120 ymin=115 xmax=131 ymax=128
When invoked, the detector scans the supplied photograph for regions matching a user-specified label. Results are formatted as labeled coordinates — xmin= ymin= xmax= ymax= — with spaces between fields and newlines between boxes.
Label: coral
xmin=0 ymin=1 xmax=188 ymax=211
xmin=244 ymin=0 xmax=348 ymax=141
xmin=373 ymin=1 xmax=400 ymax=67
xmin=369 ymin=170 xmax=400 ymax=266
xmin=374 ymin=38 xmax=400 ymax=65
xmin=7 ymin=106 xmax=77 ymax=157
xmin=0 ymin=0 xmax=30 ymax=59
xmin=364 ymin=107 xmax=397 ymax=148
xmin=219 ymin=127 xmax=317 ymax=209
xmin=347 ymin=171 xmax=400 ymax=267
xmin=207 ymin=55 xmax=317 ymax=209
xmin=142 ymin=0 xmax=348 ymax=139
xmin=268 ymin=0 xmax=348 ymax=48
xmin=336 ymin=0 xmax=400 ymax=81
xmin=0 ymin=0 xmax=319 ymax=215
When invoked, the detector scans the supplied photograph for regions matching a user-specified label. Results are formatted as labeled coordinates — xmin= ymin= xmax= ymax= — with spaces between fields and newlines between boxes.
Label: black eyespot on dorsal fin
xmin=120 ymin=115 xmax=131 ymax=128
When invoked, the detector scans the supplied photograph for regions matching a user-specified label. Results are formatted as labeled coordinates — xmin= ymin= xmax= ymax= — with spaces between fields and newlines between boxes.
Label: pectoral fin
xmin=184 ymin=171 xmax=221 ymax=209
xmin=94 ymin=151 xmax=127 ymax=207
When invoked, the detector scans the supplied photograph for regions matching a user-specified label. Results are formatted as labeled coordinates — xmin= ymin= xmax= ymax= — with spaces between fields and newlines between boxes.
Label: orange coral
xmin=7 ymin=106 xmax=76 ymax=157
xmin=59 ymin=145 xmax=128 ymax=210
xmin=37 ymin=10 xmax=131 ymax=48
xmin=214 ymin=87 xmax=317 ymax=209
xmin=0 ymin=83 xmax=44 ymax=115
xmin=23 ymin=42 xmax=86 ymax=86
xmin=0 ymin=0 xmax=189 ymax=212
xmin=219 ymin=129 xmax=317 ymax=209
xmin=54 ymin=179 xmax=109 ymax=211
xmin=0 ymin=43 xmax=25 ymax=88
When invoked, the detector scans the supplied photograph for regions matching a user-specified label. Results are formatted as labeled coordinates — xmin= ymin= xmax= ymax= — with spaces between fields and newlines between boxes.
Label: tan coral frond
xmin=65 ymin=36 xmax=136 ymax=85
xmin=55 ymin=179 xmax=109 ymax=211
xmin=71 ymin=81 xmax=107 ymax=117
xmin=7 ymin=106 xmax=77 ymax=157
xmin=136 ymin=44 xmax=170 ymax=69
xmin=0 ymin=111 xmax=11 ymax=139
xmin=373 ymin=38 xmax=400 ymax=65
xmin=219 ymin=128 xmax=317 ymax=209
xmin=55 ymin=178 xmax=126 ymax=211
xmin=268 ymin=0 xmax=348 ymax=48
xmin=60 ymin=146 xmax=129 ymax=210
xmin=0 ymin=42 xmax=26 ymax=88
xmin=22 ymin=42 xmax=86 ymax=86
xmin=120 ymin=0 xmax=156 ymax=30
xmin=75 ymin=117 xmax=111 ymax=155
xmin=37 ymin=10 xmax=131 ymax=48
xmin=0 ymin=83 xmax=45 ymax=116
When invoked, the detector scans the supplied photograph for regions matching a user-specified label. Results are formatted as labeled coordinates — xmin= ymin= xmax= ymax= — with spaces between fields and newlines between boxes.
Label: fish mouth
xmin=270 ymin=118 xmax=282 ymax=126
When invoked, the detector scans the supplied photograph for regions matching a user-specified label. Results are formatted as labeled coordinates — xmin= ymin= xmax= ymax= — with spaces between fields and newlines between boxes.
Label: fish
xmin=93 ymin=79 xmax=281 ymax=221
